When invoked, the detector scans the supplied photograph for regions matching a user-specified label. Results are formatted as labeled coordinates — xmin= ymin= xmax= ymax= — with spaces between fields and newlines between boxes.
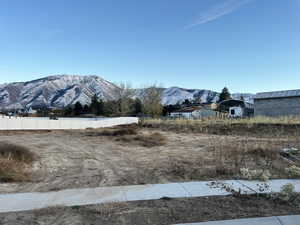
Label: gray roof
xmin=254 ymin=89 xmax=300 ymax=99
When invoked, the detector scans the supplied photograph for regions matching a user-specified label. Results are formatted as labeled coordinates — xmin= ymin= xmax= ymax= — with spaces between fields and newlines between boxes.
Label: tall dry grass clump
xmin=0 ymin=142 xmax=36 ymax=163
xmin=87 ymin=125 xmax=167 ymax=147
xmin=116 ymin=132 xmax=167 ymax=147
xmin=86 ymin=125 xmax=138 ymax=137
xmin=0 ymin=142 xmax=37 ymax=182
xmin=209 ymin=137 xmax=296 ymax=180
xmin=133 ymin=132 xmax=166 ymax=147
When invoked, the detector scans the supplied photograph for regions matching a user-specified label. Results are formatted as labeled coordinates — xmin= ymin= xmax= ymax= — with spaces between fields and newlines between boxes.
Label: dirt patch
xmin=1 ymin=195 xmax=300 ymax=225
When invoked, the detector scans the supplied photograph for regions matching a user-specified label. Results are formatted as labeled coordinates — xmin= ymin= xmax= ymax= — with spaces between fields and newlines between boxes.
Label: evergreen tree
xmin=90 ymin=94 xmax=99 ymax=115
xmin=193 ymin=96 xmax=202 ymax=104
xmin=74 ymin=101 xmax=83 ymax=115
xmin=218 ymin=87 xmax=231 ymax=102
xmin=97 ymin=99 xmax=104 ymax=115
xmin=183 ymin=99 xmax=191 ymax=106
xmin=89 ymin=95 xmax=104 ymax=116
xmin=83 ymin=104 xmax=90 ymax=114
xmin=103 ymin=100 xmax=119 ymax=116
xmin=133 ymin=98 xmax=143 ymax=116
xmin=163 ymin=104 xmax=181 ymax=116
xmin=63 ymin=107 xmax=73 ymax=116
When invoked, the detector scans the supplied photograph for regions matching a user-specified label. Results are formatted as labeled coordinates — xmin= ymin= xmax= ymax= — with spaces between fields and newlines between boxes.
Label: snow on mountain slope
xmin=161 ymin=87 xmax=219 ymax=105
xmin=0 ymin=75 xmax=254 ymax=110
xmin=231 ymin=93 xmax=254 ymax=103
xmin=0 ymin=75 xmax=118 ymax=109
xmin=136 ymin=87 xmax=253 ymax=105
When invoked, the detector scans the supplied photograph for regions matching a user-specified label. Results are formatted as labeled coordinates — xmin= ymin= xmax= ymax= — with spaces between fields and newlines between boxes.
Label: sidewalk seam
xmin=235 ymin=180 xmax=258 ymax=194
xmin=276 ymin=216 xmax=284 ymax=225
xmin=178 ymin=183 xmax=192 ymax=197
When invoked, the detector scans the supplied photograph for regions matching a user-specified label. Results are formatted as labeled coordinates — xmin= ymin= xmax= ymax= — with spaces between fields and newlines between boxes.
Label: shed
xmin=254 ymin=89 xmax=300 ymax=117
xmin=218 ymin=99 xmax=254 ymax=118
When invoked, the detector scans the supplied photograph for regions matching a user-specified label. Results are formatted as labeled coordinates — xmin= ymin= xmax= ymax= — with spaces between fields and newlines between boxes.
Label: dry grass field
xmin=0 ymin=119 xmax=300 ymax=194
xmin=141 ymin=117 xmax=300 ymax=137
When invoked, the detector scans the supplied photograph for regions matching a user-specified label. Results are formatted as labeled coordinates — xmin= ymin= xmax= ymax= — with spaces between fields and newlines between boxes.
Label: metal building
xmin=254 ymin=89 xmax=300 ymax=117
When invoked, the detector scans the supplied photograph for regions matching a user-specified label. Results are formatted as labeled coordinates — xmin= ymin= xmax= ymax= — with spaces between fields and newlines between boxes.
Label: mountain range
xmin=0 ymin=75 xmax=254 ymax=110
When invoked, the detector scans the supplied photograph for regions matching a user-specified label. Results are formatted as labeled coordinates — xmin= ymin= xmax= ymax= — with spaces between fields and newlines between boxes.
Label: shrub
xmin=285 ymin=166 xmax=300 ymax=178
xmin=0 ymin=142 xmax=36 ymax=163
xmin=0 ymin=142 xmax=37 ymax=182
xmin=240 ymin=168 xmax=271 ymax=181
xmin=86 ymin=127 xmax=137 ymax=137
xmin=246 ymin=146 xmax=279 ymax=160
xmin=0 ymin=158 xmax=31 ymax=182
xmin=134 ymin=132 xmax=166 ymax=147
xmin=116 ymin=132 xmax=167 ymax=148
xmin=103 ymin=128 xmax=137 ymax=136
xmin=93 ymin=202 xmax=129 ymax=217
xmin=278 ymin=183 xmax=296 ymax=202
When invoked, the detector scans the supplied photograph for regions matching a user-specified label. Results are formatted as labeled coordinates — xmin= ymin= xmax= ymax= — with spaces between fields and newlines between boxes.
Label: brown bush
xmin=102 ymin=128 xmax=137 ymax=136
xmin=0 ymin=142 xmax=37 ymax=182
xmin=93 ymin=202 xmax=129 ymax=217
xmin=0 ymin=142 xmax=37 ymax=163
xmin=116 ymin=132 xmax=167 ymax=148
xmin=134 ymin=132 xmax=166 ymax=147
xmin=246 ymin=146 xmax=280 ymax=161
xmin=209 ymin=138 xmax=291 ymax=180
xmin=0 ymin=158 xmax=31 ymax=182
xmin=86 ymin=127 xmax=138 ymax=137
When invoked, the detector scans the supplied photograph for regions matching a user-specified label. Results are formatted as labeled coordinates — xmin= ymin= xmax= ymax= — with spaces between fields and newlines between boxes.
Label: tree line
xmin=61 ymin=84 xmax=164 ymax=117
xmin=36 ymin=86 xmax=236 ymax=118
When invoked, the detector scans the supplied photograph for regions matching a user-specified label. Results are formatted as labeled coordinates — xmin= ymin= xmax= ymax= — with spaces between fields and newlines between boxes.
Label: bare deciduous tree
xmin=114 ymin=82 xmax=136 ymax=116
xmin=140 ymin=84 xmax=163 ymax=118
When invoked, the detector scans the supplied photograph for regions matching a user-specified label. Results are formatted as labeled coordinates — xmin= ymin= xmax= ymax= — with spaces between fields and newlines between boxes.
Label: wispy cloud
xmin=185 ymin=0 xmax=254 ymax=29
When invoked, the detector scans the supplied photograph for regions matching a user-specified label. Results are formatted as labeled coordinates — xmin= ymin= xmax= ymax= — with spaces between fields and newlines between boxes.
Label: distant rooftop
xmin=174 ymin=106 xmax=202 ymax=113
xmin=254 ymin=89 xmax=300 ymax=99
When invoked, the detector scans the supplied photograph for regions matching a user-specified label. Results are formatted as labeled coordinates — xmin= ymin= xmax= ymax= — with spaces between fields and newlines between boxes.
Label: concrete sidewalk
xmin=173 ymin=215 xmax=300 ymax=225
xmin=0 ymin=179 xmax=300 ymax=213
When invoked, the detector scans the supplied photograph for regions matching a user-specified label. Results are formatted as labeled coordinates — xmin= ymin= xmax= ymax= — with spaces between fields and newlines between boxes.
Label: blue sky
xmin=0 ymin=0 xmax=299 ymax=93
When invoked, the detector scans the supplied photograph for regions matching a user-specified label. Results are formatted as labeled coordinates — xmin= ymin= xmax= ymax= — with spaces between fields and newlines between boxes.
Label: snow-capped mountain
xmin=231 ymin=93 xmax=254 ymax=103
xmin=161 ymin=87 xmax=219 ymax=105
xmin=0 ymin=75 xmax=118 ymax=110
xmin=0 ymin=75 xmax=254 ymax=110
xmin=136 ymin=87 xmax=254 ymax=105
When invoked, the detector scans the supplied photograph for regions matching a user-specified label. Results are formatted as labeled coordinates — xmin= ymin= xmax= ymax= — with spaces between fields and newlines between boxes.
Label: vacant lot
xmin=0 ymin=123 xmax=299 ymax=193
